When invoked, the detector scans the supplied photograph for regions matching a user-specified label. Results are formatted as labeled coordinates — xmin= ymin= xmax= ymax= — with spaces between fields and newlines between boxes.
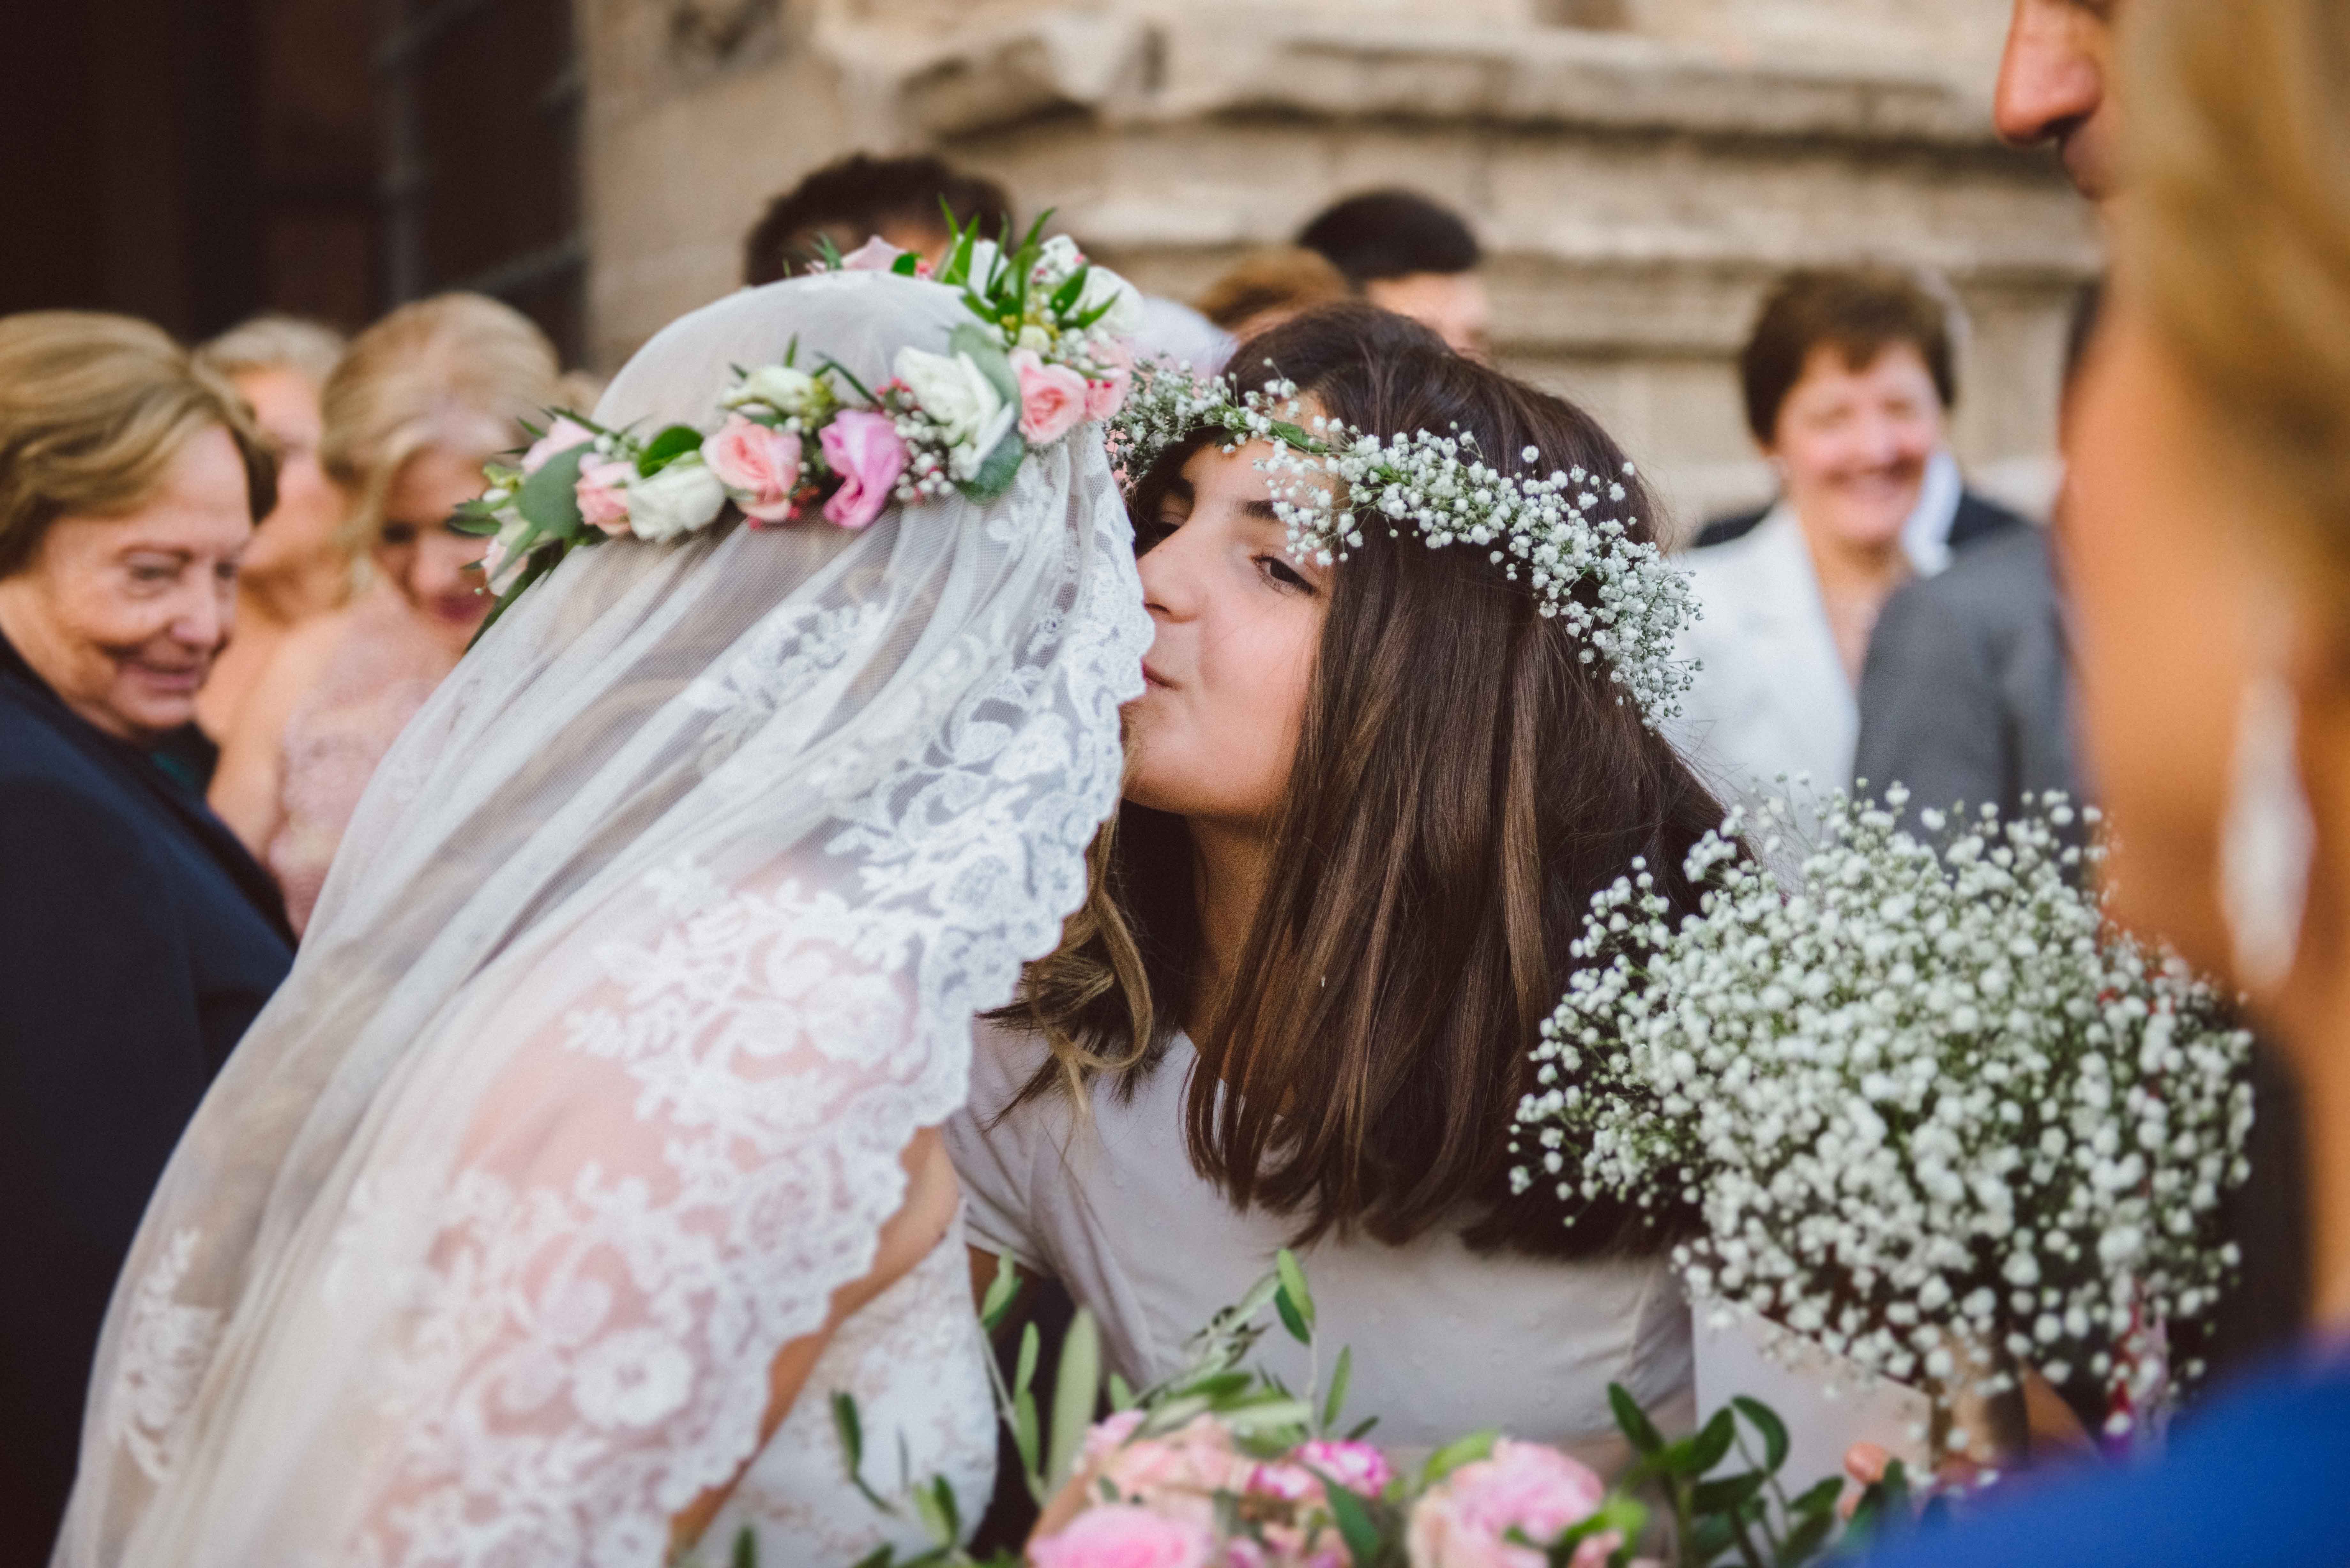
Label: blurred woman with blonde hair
xmin=209 ymin=292 xmax=557 ymax=932
xmin=189 ymin=313 xmax=347 ymax=752
xmin=1870 ymin=0 xmax=2350 ymax=1559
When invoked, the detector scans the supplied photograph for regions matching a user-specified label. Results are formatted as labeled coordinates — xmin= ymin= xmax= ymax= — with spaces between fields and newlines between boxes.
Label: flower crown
xmin=1105 ymin=361 xmax=1698 ymax=727
xmin=454 ymin=214 xmax=1142 ymax=631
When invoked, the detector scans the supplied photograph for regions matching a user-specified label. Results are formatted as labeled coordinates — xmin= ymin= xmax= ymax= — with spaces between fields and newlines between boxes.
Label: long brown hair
xmin=1000 ymin=305 xmax=1723 ymax=1258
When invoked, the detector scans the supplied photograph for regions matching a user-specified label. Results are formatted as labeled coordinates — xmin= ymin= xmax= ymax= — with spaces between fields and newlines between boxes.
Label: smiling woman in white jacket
xmin=1672 ymin=269 xmax=2015 ymax=826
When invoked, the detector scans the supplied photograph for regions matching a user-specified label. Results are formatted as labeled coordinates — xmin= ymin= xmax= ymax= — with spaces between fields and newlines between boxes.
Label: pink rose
xmin=1084 ymin=1410 xmax=1148 ymax=1463
xmin=1085 ymin=337 xmax=1135 ymax=421
xmin=817 ymin=410 xmax=910 ymax=529
xmin=520 ymin=415 xmax=597 ymax=476
xmin=574 ymin=457 xmax=636 ymax=536
xmin=839 ymin=235 xmax=909 ymax=272
xmin=702 ymin=413 xmax=803 ymax=524
xmin=1030 ymin=1505 xmax=1214 ymax=1568
xmin=1010 ymin=347 xmax=1093 ymax=443
xmin=1294 ymin=1438 xmax=1393 ymax=1498
xmin=1405 ymin=1441 xmax=1607 ymax=1568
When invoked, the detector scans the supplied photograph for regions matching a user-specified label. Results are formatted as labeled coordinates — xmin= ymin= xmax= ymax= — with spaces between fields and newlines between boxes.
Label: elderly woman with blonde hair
xmin=208 ymin=292 xmax=558 ymax=933
xmin=0 ymin=311 xmax=294 ymax=1565
xmin=1869 ymin=0 xmax=2350 ymax=1560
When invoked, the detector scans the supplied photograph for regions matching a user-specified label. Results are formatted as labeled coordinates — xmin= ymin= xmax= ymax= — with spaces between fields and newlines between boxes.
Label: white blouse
xmin=945 ymin=1022 xmax=1695 ymax=1467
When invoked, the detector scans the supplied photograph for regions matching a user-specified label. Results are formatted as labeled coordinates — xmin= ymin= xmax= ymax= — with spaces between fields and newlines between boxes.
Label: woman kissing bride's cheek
xmin=952 ymin=301 xmax=1729 ymax=1471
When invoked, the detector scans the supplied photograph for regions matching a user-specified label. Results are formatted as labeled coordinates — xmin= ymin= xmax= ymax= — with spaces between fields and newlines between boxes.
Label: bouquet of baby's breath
xmin=1511 ymin=790 xmax=2254 ymax=1457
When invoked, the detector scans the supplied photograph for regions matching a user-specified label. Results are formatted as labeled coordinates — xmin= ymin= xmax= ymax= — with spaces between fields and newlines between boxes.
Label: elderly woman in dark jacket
xmin=0 ymin=311 xmax=293 ymax=1560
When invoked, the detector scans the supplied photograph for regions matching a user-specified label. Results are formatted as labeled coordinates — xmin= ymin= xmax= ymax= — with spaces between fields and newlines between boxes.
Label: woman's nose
xmin=167 ymin=575 xmax=231 ymax=652
xmin=1135 ymin=532 xmax=1200 ymax=621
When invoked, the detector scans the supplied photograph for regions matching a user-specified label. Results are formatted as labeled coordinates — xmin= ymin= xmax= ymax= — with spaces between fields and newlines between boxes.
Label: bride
xmin=50 ymin=264 xmax=1150 ymax=1565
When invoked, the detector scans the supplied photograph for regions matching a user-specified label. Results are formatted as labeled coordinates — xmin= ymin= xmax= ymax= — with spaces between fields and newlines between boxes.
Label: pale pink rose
xmin=1030 ymin=1505 xmax=1215 ymax=1568
xmin=1009 ymin=347 xmax=1092 ymax=444
xmin=817 ymin=410 xmax=910 ymax=529
xmin=519 ymin=415 xmax=597 ymax=476
xmin=701 ymin=414 xmax=803 ymax=524
xmin=1243 ymin=1462 xmax=1320 ymax=1504
xmin=1085 ymin=337 xmax=1135 ymax=421
xmin=1095 ymin=1415 xmax=1247 ymax=1505
xmin=1838 ymin=1441 xmax=1893 ymax=1521
xmin=574 ymin=457 xmax=636 ymax=536
xmin=1406 ymin=1441 xmax=1608 ymax=1568
xmin=1294 ymin=1438 xmax=1393 ymax=1498
xmin=839 ymin=235 xmax=908 ymax=272
xmin=1084 ymin=1410 xmax=1148 ymax=1463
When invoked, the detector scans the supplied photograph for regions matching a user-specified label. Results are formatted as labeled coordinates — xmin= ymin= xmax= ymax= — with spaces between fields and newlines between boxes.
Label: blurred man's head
xmin=1995 ymin=0 xmax=2122 ymax=200
xmin=1297 ymin=189 xmax=1490 ymax=357
xmin=743 ymin=154 xmax=1012 ymax=286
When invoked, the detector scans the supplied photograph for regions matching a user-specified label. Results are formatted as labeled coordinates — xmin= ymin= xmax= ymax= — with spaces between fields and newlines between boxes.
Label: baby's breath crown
xmin=1107 ymin=361 xmax=1698 ymax=727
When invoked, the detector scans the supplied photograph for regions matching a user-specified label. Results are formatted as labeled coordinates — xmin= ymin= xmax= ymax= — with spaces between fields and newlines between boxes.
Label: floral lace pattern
xmin=104 ymin=1229 xmax=221 ymax=1482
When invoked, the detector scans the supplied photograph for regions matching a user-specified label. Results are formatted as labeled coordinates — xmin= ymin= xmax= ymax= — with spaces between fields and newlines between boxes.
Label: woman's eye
xmin=126 ymin=562 xmax=177 ymax=585
xmin=380 ymin=523 xmax=418 ymax=547
xmin=1256 ymin=554 xmax=1314 ymax=594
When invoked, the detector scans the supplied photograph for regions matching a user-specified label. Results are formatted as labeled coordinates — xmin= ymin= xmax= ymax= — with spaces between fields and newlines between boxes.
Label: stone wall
xmin=578 ymin=0 xmax=2099 ymax=536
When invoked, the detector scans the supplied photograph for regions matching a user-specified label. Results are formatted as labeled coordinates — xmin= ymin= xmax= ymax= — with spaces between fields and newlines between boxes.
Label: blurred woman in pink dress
xmin=209 ymin=293 xmax=558 ymax=932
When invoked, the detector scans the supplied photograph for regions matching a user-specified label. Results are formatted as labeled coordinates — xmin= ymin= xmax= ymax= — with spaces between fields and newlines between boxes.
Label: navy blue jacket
xmin=0 ymin=633 xmax=292 ymax=1562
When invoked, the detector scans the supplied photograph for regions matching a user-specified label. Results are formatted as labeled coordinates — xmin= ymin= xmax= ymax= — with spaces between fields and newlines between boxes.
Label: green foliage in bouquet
xmin=679 ymin=1253 xmax=1917 ymax=1568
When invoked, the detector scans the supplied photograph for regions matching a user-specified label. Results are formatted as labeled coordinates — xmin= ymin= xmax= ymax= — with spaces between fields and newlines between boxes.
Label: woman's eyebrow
xmin=1240 ymin=499 xmax=1281 ymax=522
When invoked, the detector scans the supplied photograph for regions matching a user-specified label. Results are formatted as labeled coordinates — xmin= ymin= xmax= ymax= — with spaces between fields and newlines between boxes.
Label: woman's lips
xmin=1141 ymin=660 xmax=1177 ymax=690
xmin=128 ymin=661 xmax=206 ymax=695
xmin=431 ymin=593 xmax=489 ymax=625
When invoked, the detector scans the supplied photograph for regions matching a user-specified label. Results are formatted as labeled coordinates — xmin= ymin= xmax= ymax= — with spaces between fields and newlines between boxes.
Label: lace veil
xmin=52 ymin=272 xmax=1150 ymax=1567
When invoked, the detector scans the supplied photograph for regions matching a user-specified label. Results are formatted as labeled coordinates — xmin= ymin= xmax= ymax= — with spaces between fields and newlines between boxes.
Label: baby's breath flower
xmin=1510 ymin=790 xmax=2252 ymax=1437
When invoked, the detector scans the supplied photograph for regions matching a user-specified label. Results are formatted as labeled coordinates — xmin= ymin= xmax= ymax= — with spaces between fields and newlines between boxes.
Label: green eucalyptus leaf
xmin=831 ymin=1391 xmax=864 ymax=1471
xmin=1274 ymin=1250 xmax=1316 ymax=1334
xmin=1322 ymin=1345 xmax=1352 ymax=1433
xmin=515 ymin=442 xmax=589 ymax=536
xmin=955 ymin=428 xmax=1027 ymax=504
xmin=1012 ymin=1389 xmax=1042 ymax=1493
xmin=1731 ymin=1395 xmax=1791 ymax=1474
xmin=1049 ymin=263 xmax=1090 ymax=318
xmin=731 ymin=1526 xmax=759 ymax=1568
xmin=1787 ymin=1475 xmax=1844 ymax=1517
xmin=1607 ymin=1383 xmax=1665 ymax=1457
xmin=1273 ymin=1289 xmax=1311 ymax=1347
xmin=1345 ymin=1415 xmax=1380 ymax=1441
xmin=1691 ymin=1470 xmax=1768 ymax=1516
xmin=446 ymin=501 xmax=502 ymax=537
xmin=978 ymin=1258 xmax=1021 ymax=1332
xmin=1217 ymin=1396 xmax=1314 ymax=1434
xmin=1108 ymin=1373 xmax=1138 ymax=1412
xmin=1045 ymin=1309 xmax=1102 ymax=1492
xmin=1685 ymin=1514 xmax=1736 ymax=1563
xmin=637 ymin=423 xmax=705 ymax=475
xmin=1687 ymin=1407 xmax=1737 ymax=1474
xmin=1013 ymin=1321 xmax=1040 ymax=1398
xmin=891 ymin=250 xmax=921 ymax=276
xmin=1421 ymin=1428 xmax=1499 ymax=1487
xmin=1779 ymin=1508 xmax=1835 ymax=1566
xmin=1310 ymin=1467 xmax=1382 ymax=1567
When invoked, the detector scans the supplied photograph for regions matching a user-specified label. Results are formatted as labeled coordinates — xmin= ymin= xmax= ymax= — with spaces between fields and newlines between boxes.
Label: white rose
xmin=964 ymin=237 xmax=1006 ymax=295
xmin=624 ymin=458 xmax=729 ymax=542
xmin=726 ymin=364 xmax=826 ymax=418
xmin=1075 ymin=265 xmax=1145 ymax=338
xmin=893 ymin=347 xmax=1016 ymax=476
xmin=1034 ymin=234 xmax=1084 ymax=286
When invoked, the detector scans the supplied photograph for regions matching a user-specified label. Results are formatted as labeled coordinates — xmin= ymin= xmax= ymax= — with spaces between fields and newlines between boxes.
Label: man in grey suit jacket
xmin=1851 ymin=524 xmax=2077 ymax=824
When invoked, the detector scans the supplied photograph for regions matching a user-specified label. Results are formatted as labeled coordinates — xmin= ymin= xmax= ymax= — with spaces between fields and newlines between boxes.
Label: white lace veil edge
xmin=54 ymin=274 xmax=1150 ymax=1568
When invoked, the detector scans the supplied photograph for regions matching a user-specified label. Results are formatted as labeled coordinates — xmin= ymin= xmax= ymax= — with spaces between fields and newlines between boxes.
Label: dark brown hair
xmin=998 ymin=304 xmax=1722 ymax=1258
xmin=743 ymin=154 xmax=1014 ymax=287
xmin=1738 ymin=268 xmax=1957 ymax=445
